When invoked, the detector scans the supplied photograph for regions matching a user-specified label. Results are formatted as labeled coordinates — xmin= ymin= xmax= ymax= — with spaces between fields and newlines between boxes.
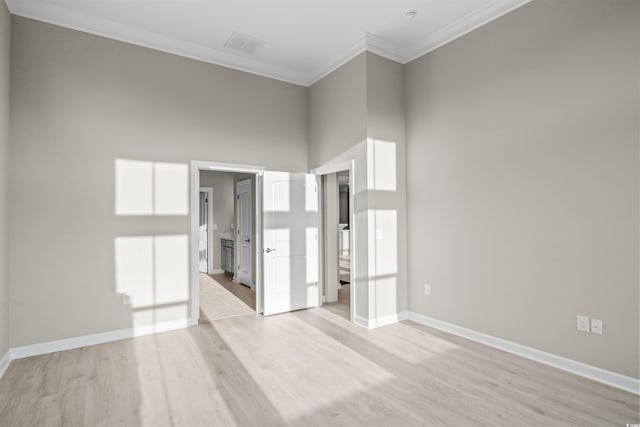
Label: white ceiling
xmin=6 ymin=0 xmax=530 ymax=86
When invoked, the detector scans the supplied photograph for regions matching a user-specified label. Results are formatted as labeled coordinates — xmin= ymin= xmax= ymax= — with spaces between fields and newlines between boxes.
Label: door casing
xmin=311 ymin=160 xmax=356 ymax=325
xmin=190 ymin=161 xmax=265 ymax=325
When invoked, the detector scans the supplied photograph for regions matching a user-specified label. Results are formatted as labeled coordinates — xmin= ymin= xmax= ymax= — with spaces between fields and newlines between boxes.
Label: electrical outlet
xmin=424 ymin=284 xmax=431 ymax=296
xmin=576 ymin=315 xmax=590 ymax=333
xmin=591 ymin=318 xmax=603 ymax=335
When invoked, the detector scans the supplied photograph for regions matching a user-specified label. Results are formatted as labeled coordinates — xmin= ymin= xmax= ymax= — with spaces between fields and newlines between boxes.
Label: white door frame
xmin=199 ymin=187 xmax=214 ymax=274
xmin=311 ymin=160 xmax=356 ymax=325
xmin=190 ymin=161 xmax=265 ymax=325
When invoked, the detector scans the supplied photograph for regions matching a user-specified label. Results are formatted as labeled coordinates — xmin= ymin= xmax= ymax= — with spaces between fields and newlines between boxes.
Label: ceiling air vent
xmin=224 ymin=32 xmax=266 ymax=55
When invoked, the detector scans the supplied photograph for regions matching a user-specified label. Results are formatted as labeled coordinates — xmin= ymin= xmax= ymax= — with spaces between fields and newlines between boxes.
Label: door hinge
xmin=237 ymin=194 xmax=240 ymax=200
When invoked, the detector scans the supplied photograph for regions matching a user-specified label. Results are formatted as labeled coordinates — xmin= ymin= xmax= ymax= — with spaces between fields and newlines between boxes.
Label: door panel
xmin=263 ymin=172 xmax=319 ymax=315
xmin=198 ymin=191 xmax=208 ymax=273
xmin=236 ymin=179 xmax=253 ymax=286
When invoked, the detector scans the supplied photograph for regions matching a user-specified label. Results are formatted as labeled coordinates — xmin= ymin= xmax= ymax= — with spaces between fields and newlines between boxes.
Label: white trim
xmin=312 ymin=160 xmax=357 ymax=326
xmin=353 ymin=315 xmax=372 ymax=329
xmin=199 ymin=187 xmax=214 ymax=274
xmin=375 ymin=311 xmax=409 ymax=328
xmin=255 ymin=173 xmax=264 ymax=314
xmin=407 ymin=311 xmax=640 ymax=395
xmin=210 ymin=268 xmax=225 ymax=275
xmin=191 ymin=161 xmax=265 ymax=325
xmin=10 ymin=318 xmax=192 ymax=360
xmin=305 ymin=38 xmax=367 ymax=86
xmin=0 ymin=350 xmax=10 ymax=380
xmin=403 ymin=0 xmax=531 ymax=62
xmin=364 ymin=32 xmax=406 ymax=64
xmin=5 ymin=0 xmax=530 ymax=87
xmin=5 ymin=0 xmax=307 ymax=86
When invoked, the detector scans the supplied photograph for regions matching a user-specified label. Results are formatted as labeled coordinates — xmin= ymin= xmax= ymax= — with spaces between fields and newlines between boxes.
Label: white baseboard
xmin=0 ymin=350 xmax=10 ymax=380
xmin=210 ymin=268 xmax=225 ymax=275
xmin=407 ymin=311 xmax=639 ymax=395
xmin=10 ymin=318 xmax=192 ymax=360
xmin=353 ymin=311 xmax=408 ymax=329
xmin=353 ymin=315 xmax=372 ymax=329
xmin=375 ymin=310 xmax=409 ymax=328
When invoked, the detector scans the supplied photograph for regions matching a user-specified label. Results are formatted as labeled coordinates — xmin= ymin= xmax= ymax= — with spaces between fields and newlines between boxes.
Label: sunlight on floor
xmin=199 ymin=274 xmax=254 ymax=321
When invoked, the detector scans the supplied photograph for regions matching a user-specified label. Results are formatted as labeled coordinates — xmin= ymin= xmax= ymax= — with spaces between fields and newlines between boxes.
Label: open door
xmin=263 ymin=171 xmax=320 ymax=316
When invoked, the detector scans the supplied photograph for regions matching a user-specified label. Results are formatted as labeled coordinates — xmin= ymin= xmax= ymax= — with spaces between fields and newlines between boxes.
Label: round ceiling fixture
xmin=405 ymin=10 xmax=418 ymax=21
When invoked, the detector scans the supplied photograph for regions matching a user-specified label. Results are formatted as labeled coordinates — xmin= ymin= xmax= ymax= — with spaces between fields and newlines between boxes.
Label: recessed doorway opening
xmin=312 ymin=161 xmax=356 ymax=324
xmin=191 ymin=162 xmax=263 ymax=324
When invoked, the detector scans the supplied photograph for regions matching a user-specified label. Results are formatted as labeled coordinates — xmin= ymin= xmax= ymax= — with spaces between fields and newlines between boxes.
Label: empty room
xmin=0 ymin=0 xmax=638 ymax=425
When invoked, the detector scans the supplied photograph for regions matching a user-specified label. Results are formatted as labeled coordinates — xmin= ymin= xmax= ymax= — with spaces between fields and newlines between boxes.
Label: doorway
xmin=196 ymin=168 xmax=258 ymax=323
xmin=190 ymin=160 xmax=328 ymax=325
xmin=312 ymin=161 xmax=356 ymax=324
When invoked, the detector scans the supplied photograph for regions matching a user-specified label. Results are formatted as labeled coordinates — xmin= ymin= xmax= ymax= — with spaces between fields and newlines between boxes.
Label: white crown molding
xmin=6 ymin=0 xmax=531 ymax=87
xmin=402 ymin=0 xmax=532 ymax=62
xmin=364 ymin=32 xmax=407 ymax=64
xmin=0 ymin=350 xmax=10 ymax=380
xmin=408 ymin=311 xmax=640 ymax=395
xmin=304 ymin=37 xmax=367 ymax=86
xmin=10 ymin=318 xmax=192 ymax=359
xmin=5 ymin=0 xmax=309 ymax=86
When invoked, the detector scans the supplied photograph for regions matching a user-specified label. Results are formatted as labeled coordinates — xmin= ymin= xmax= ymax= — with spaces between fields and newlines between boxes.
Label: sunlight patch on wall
xmin=115 ymin=159 xmax=189 ymax=215
xmin=367 ymin=139 xmax=397 ymax=192
xmin=115 ymin=234 xmax=190 ymax=327
xmin=154 ymin=162 xmax=189 ymax=215
xmin=115 ymin=160 xmax=153 ymax=215
xmin=154 ymin=235 xmax=190 ymax=304
xmin=373 ymin=209 xmax=397 ymax=276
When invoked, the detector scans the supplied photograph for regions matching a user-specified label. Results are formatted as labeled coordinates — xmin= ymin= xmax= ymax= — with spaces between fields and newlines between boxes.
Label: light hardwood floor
xmin=0 ymin=307 xmax=637 ymax=426
xmin=199 ymin=273 xmax=255 ymax=323
xmin=321 ymin=283 xmax=350 ymax=320
xmin=209 ymin=272 xmax=256 ymax=311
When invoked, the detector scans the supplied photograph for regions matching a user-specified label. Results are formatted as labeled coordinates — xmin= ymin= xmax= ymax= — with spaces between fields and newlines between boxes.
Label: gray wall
xmin=0 ymin=0 xmax=10 ymax=358
xmin=309 ymin=53 xmax=370 ymax=319
xmin=365 ymin=52 xmax=408 ymax=321
xmin=308 ymin=53 xmax=367 ymax=168
xmin=308 ymin=52 xmax=409 ymax=325
xmin=405 ymin=0 xmax=639 ymax=378
xmin=9 ymin=17 xmax=308 ymax=347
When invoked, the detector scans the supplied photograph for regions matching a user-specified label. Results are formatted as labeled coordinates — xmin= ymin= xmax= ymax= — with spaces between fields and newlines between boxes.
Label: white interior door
xmin=198 ymin=191 xmax=208 ymax=273
xmin=236 ymin=179 xmax=253 ymax=286
xmin=263 ymin=171 xmax=320 ymax=316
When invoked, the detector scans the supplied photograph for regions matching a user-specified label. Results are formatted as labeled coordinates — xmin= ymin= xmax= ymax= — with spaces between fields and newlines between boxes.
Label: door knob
xmin=245 ymin=238 xmax=251 ymax=242
xmin=265 ymin=248 xmax=276 ymax=253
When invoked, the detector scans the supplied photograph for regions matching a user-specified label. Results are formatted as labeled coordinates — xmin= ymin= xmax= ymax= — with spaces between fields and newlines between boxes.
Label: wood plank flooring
xmin=209 ymin=272 xmax=256 ymax=311
xmin=321 ymin=283 xmax=350 ymax=320
xmin=0 ymin=306 xmax=637 ymax=426
xmin=199 ymin=273 xmax=255 ymax=323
